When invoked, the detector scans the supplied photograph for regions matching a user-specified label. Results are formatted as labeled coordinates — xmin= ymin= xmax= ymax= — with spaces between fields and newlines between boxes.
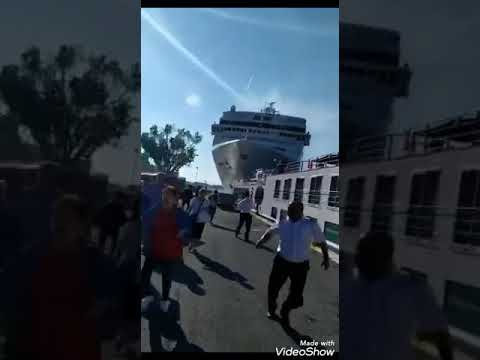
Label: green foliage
xmin=141 ymin=124 xmax=202 ymax=174
xmin=0 ymin=45 xmax=140 ymax=163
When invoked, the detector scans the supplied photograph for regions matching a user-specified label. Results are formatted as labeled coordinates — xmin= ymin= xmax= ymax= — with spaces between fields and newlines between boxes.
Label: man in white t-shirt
xmin=341 ymin=231 xmax=453 ymax=360
xmin=235 ymin=192 xmax=254 ymax=242
xmin=256 ymin=201 xmax=330 ymax=327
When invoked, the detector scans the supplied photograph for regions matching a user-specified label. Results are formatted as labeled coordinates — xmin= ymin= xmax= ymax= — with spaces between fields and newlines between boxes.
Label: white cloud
xmin=185 ymin=93 xmax=202 ymax=107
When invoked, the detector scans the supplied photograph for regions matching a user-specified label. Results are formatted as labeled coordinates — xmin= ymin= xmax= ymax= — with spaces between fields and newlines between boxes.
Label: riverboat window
xmin=271 ymin=207 xmax=278 ymax=219
xmin=444 ymin=280 xmax=480 ymax=337
xmin=274 ymin=180 xmax=281 ymax=198
xmin=308 ymin=176 xmax=322 ymax=205
xmin=283 ymin=179 xmax=292 ymax=200
xmin=344 ymin=177 xmax=365 ymax=227
xmin=405 ymin=170 xmax=441 ymax=238
xmin=253 ymin=115 xmax=261 ymax=120
xmin=324 ymin=221 xmax=339 ymax=244
xmin=371 ymin=175 xmax=396 ymax=233
xmin=454 ymin=170 xmax=480 ymax=246
xmin=294 ymin=178 xmax=305 ymax=202
xmin=328 ymin=176 xmax=339 ymax=207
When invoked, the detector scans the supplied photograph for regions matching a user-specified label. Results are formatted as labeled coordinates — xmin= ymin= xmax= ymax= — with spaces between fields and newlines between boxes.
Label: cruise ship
xmin=211 ymin=103 xmax=310 ymax=190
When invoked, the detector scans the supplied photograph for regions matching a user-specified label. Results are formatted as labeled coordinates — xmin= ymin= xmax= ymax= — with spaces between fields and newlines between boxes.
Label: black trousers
xmin=235 ymin=213 xmax=252 ymax=241
xmin=209 ymin=206 xmax=217 ymax=222
xmin=268 ymin=254 xmax=310 ymax=315
xmin=141 ymin=258 xmax=176 ymax=300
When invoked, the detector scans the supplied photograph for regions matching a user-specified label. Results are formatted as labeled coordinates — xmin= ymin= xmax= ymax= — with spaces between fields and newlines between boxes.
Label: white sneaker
xmin=159 ymin=300 xmax=170 ymax=312
xmin=161 ymin=336 xmax=177 ymax=352
xmin=141 ymin=296 xmax=154 ymax=313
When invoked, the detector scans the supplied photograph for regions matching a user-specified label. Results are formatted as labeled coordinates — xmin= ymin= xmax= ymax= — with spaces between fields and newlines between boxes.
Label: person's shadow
xmin=252 ymin=242 xmax=275 ymax=253
xmin=210 ymin=223 xmax=236 ymax=233
xmin=145 ymin=298 xmax=204 ymax=352
xmin=192 ymin=251 xmax=254 ymax=290
xmin=279 ymin=322 xmax=315 ymax=347
xmin=170 ymin=262 xmax=206 ymax=296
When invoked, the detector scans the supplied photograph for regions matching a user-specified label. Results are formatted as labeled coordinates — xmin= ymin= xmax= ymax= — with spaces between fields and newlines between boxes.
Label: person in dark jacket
xmin=94 ymin=191 xmax=127 ymax=255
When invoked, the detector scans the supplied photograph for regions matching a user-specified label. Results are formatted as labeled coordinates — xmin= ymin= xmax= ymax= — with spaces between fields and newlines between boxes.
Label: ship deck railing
xmin=268 ymin=154 xmax=339 ymax=176
xmin=344 ymin=127 xmax=480 ymax=164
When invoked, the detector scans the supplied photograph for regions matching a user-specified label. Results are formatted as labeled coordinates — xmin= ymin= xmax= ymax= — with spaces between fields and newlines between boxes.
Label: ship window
xmin=371 ymin=175 xmax=396 ymax=233
xmin=280 ymin=209 xmax=288 ymax=221
xmin=328 ymin=176 xmax=339 ymax=207
xmin=294 ymin=178 xmax=305 ymax=202
xmin=253 ymin=115 xmax=261 ymax=120
xmin=271 ymin=207 xmax=278 ymax=219
xmin=405 ymin=171 xmax=441 ymax=238
xmin=344 ymin=177 xmax=365 ymax=227
xmin=454 ymin=170 xmax=480 ymax=246
xmin=308 ymin=176 xmax=323 ymax=205
xmin=240 ymin=154 xmax=248 ymax=160
xmin=274 ymin=180 xmax=281 ymax=198
xmin=444 ymin=280 xmax=480 ymax=337
xmin=283 ymin=179 xmax=292 ymax=200
xmin=263 ymin=116 xmax=272 ymax=121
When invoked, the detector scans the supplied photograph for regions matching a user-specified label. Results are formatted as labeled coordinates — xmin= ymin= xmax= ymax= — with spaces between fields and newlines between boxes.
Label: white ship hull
xmin=212 ymin=139 xmax=301 ymax=190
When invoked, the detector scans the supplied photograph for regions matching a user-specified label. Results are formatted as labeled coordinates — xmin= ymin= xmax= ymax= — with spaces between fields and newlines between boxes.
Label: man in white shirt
xmin=188 ymin=189 xmax=210 ymax=252
xmin=341 ymin=231 xmax=453 ymax=360
xmin=256 ymin=201 xmax=330 ymax=328
xmin=235 ymin=192 xmax=254 ymax=242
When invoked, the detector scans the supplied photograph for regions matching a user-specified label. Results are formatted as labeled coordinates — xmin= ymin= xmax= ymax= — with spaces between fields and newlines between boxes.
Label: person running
xmin=188 ymin=189 xmax=210 ymax=252
xmin=114 ymin=196 xmax=141 ymax=353
xmin=94 ymin=191 xmax=128 ymax=255
xmin=256 ymin=201 xmax=330 ymax=328
xmin=208 ymin=190 xmax=219 ymax=224
xmin=235 ymin=191 xmax=254 ymax=242
xmin=141 ymin=186 xmax=191 ymax=312
xmin=341 ymin=231 xmax=453 ymax=360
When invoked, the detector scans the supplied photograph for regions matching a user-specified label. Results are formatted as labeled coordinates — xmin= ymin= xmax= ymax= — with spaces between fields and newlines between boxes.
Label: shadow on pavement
xmin=192 ymin=251 xmax=255 ymax=290
xmin=210 ymin=223 xmax=236 ymax=233
xmin=145 ymin=299 xmax=205 ymax=353
xmin=171 ymin=263 xmax=206 ymax=296
xmin=280 ymin=322 xmax=315 ymax=346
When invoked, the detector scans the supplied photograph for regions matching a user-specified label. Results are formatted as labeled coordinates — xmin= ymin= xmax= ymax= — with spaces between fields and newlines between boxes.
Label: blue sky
xmin=141 ymin=8 xmax=339 ymax=185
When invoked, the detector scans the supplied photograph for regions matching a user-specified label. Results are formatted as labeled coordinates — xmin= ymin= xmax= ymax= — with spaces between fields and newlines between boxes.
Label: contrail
xmin=200 ymin=8 xmax=335 ymax=37
xmin=141 ymin=9 xmax=244 ymax=101
xmin=246 ymin=75 xmax=254 ymax=91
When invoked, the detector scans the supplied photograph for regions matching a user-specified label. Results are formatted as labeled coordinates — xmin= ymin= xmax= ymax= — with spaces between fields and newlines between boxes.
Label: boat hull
xmin=212 ymin=139 xmax=299 ymax=190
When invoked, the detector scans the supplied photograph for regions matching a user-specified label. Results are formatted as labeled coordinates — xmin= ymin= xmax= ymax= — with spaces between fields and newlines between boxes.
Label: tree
xmin=0 ymin=45 xmax=140 ymax=164
xmin=0 ymin=113 xmax=35 ymax=161
xmin=141 ymin=124 xmax=202 ymax=174
xmin=140 ymin=150 xmax=157 ymax=173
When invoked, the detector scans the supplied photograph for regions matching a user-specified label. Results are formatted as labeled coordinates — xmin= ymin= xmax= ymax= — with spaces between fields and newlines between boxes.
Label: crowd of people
xmin=1 ymin=183 xmax=142 ymax=359
xmin=2 ymin=174 xmax=452 ymax=358
xmin=140 ymin=184 xmax=330 ymax=334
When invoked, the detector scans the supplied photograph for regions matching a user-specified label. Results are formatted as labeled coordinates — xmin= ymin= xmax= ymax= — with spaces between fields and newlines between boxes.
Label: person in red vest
xmin=141 ymin=185 xmax=191 ymax=312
